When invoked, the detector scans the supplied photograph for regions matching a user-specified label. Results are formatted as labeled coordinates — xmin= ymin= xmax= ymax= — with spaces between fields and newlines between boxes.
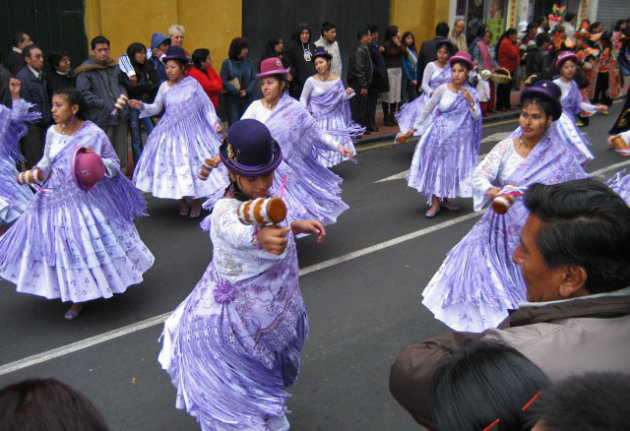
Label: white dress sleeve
xmin=421 ymin=62 xmax=437 ymax=94
xmin=412 ymin=84 xmax=445 ymax=130
xmin=299 ymin=77 xmax=315 ymax=107
xmin=35 ymin=127 xmax=56 ymax=178
xmin=11 ymin=98 xmax=30 ymax=116
xmin=139 ymin=82 xmax=167 ymax=118
xmin=579 ymin=101 xmax=597 ymax=114
xmin=472 ymin=137 xmax=513 ymax=211
xmin=212 ymin=200 xmax=258 ymax=250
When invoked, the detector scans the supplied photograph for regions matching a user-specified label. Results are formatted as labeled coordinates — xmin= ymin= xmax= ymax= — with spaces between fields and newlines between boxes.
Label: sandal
xmin=64 ymin=303 xmax=84 ymax=320
xmin=440 ymin=201 xmax=459 ymax=211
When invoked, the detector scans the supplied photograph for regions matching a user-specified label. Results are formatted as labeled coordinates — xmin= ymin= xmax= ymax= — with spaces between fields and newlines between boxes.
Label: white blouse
xmin=472 ymin=137 xmax=525 ymax=211
xmin=553 ymin=78 xmax=597 ymax=114
xmin=412 ymin=84 xmax=481 ymax=130
xmin=210 ymin=198 xmax=285 ymax=284
xmin=37 ymin=127 xmax=118 ymax=178
xmin=421 ymin=62 xmax=447 ymax=95
xmin=299 ymin=77 xmax=353 ymax=106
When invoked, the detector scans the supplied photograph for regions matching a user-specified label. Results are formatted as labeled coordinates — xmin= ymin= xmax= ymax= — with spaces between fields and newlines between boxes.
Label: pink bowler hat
xmin=72 ymin=147 xmax=106 ymax=191
xmin=555 ymin=51 xmax=578 ymax=69
xmin=449 ymin=51 xmax=474 ymax=70
xmin=256 ymin=57 xmax=290 ymax=78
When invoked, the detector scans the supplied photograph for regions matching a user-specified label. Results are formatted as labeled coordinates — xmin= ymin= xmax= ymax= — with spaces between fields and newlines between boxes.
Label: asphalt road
xmin=0 ymin=102 xmax=627 ymax=430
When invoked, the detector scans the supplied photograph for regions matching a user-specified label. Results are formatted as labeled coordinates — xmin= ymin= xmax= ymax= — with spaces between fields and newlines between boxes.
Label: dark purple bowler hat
xmin=220 ymin=119 xmax=283 ymax=177
xmin=520 ymin=80 xmax=563 ymax=120
xmin=162 ymin=46 xmax=188 ymax=63
xmin=312 ymin=46 xmax=332 ymax=61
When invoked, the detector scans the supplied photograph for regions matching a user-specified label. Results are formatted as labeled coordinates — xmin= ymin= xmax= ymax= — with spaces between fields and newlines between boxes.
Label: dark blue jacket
xmin=16 ymin=66 xmax=51 ymax=124
xmin=150 ymin=33 xmax=169 ymax=84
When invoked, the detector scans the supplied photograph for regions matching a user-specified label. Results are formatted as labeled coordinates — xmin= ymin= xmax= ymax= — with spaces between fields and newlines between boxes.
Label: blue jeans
xmin=129 ymin=108 xmax=154 ymax=165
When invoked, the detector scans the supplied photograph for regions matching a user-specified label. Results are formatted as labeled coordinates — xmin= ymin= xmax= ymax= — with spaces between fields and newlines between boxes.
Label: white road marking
xmin=374 ymin=170 xmax=409 ymax=183
xmin=0 ymin=212 xmax=482 ymax=376
xmin=480 ymin=131 xmax=512 ymax=144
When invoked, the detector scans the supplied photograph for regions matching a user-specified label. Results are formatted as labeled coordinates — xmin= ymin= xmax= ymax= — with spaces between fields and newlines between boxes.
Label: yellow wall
xmin=390 ymin=0 xmax=450 ymax=44
xmin=84 ymin=0 xmax=241 ymax=65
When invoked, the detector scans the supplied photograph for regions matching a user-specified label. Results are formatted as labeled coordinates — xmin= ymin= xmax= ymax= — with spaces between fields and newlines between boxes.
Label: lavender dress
xmin=0 ymin=100 xmax=38 ymax=225
xmin=552 ymin=78 xmax=597 ymax=164
xmin=238 ymin=93 xmax=349 ymax=225
xmin=0 ymin=122 xmax=154 ymax=302
xmin=422 ymin=129 xmax=588 ymax=332
xmin=300 ymin=77 xmax=363 ymax=167
xmin=133 ymin=77 xmax=228 ymax=199
xmin=607 ymin=170 xmax=630 ymax=204
xmin=397 ymin=62 xmax=451 ymax=134
xmin=159 ymin=198 xmax=307 ymax=431
xmin=407 ymin=84 xmax=482 ymax=203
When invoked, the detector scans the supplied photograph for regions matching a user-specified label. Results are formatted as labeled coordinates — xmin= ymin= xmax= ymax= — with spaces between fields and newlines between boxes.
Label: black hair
xmin=260 ymin=37 xmax=284 ymax=67
xmin=615 ymin=19 xmax=626 ymax=31
xmin=524 ymin=179 xmax=630 ymax=294
xmin=527 ymin=22 xmax=537 ymax=32
xmin=164 ymin=57 xmax=187 ymax=71
xmin=589 ymin=21 xmax=602 ymax=32
xmin=527 ymin=373 xmax=630 ymax=431
xmin=435 ymin=22 xmax=450 ymax=37
xmin=565 ymin=12 xmax=576 ymax=22
xmin=357 ymin=26 xmax=370 ymax=41
xmin=600 ymin=31 xmax=612 ymax=49
xmin=432 ymin=340 xmax=551 ymax=431
xmin=53 ymin=87 xmax=89 ymax=120
xmin=0 ymin=378 xmax=109 ymax=430
xmin=535 ymin=32 xmax=550 ymax=47
xmin=291 ymin=23 xmax=312 ymax=43
xmin=367 ymin=24 xmax=379 ymax=35
xmin=436 ymin=40 xmax=454 ymax=55
xmin=401 ymin=31 xmax=416 ymax=52
xmin=520 ymin=95 xmax=554 ymax=120
xmin=48 ymin=51 xmax=69 ymax=70
xmin=474 ymin=22 xmax=489 ymax=39
xmin=228 ymin=37 xmax=249 ymax=59
xmin=384 ymin=25 xmax=399 ymax=41
xmin=192 ymin=48 xmax=210 ymax=74
xmin=535 ymin=16 xmax=547 ymax=27
xmin=321 ymin=21 xmax=335 ymax=36
xmin=90 ymin=35 xmax=110 ymax=50
xmin=22 ymin=45 xmax=41 ymax=59
xmin=12 ymin=32 xmax=28 ymax=48
xmin=126 ymin=42 xmax=146 ymax=64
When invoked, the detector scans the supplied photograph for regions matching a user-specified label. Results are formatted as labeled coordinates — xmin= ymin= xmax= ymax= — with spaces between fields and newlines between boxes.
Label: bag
xmin=228 ymin=60 xmax=241 ymax=90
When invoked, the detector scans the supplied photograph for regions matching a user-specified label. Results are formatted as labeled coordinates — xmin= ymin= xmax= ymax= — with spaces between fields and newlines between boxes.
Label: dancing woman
xmin=552 ymin=51 xmax=607 ymax=163
xmin=299 ymin=47 xmax=363 ymax=167
xmin=403 ymin=51 xmax=482 ymax=218
xmin=0 ymin=88 xmax=154 ymax=319
xmin=160 ymin=119 xmax=326 ymax=431
xmin=422 ymin=81 xmax=588 ymax=332
xmin=397 ymin=40 xmax=453 ymax=134
xmin=129 ymin=46 xmax=227 ymax=218
xmin=0 ymin=78 xmax=38 ymax=233
xmin=234 ymin=57 xmax=352 ymax=225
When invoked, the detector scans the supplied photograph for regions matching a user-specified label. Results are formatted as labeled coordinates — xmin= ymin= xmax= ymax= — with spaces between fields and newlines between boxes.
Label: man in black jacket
xmin=7 ymin=32 xmax=33 ymax=76
xmin=347 ymin=27 xmax=373 ymax=129
xmin=16 ymin=45 xmax=50 ymax=167
xmin=417 ymin=23 xmax=449 ymax=89
xmin=285 ymin=23 xmax=316 ymax=99
xmin=366 ymin=25 xmax=388 ymax=131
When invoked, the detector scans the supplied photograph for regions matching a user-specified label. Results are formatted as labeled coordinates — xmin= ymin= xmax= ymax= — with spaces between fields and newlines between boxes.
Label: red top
xmin=188 ymin=66 xmax=223 ymax=109
xmin=497 ymin=37 xmax=520 ymax=73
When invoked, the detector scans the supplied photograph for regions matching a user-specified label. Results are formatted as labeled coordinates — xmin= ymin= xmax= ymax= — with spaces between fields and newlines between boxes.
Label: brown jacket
xmin=389 ymin=295 xmax=630 ymax=430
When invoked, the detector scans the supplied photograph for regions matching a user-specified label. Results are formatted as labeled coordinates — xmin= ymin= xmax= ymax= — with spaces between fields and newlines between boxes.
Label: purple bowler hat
xmin=162 ymin=45 xmax=188 ymax=63
xmin=220 ymin=119 xmax=283 ymax=177
xmin=72 ymin=147 xmax=106 ymax=191
xmin=312 ymin=46 xmax=332 ymax=61
xmin=520 ymin=80 xmax=563 ymax=120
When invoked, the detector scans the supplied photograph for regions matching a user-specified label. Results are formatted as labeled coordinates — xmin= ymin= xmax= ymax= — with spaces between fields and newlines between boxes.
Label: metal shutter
xmin=596 ymin=0 xmax=630 ymax=31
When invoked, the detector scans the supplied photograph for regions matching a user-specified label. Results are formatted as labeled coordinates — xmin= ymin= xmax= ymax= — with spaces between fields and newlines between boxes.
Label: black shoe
xmin=384 ymin=118 xmax=395 ymax=127
xmin=363 ymin=130 xmax=371 ymax=136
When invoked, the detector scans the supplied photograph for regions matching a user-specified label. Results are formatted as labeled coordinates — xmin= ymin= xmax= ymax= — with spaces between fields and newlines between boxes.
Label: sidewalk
xmin=357 ymin=89 xmax=522 ymax=145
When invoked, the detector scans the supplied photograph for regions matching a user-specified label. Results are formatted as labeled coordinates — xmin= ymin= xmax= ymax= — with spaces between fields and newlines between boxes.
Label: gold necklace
xmin=266 ymin=99 xmax=277 ymax=110
xmin=60 ymin=122 xmax=77 ymax=136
